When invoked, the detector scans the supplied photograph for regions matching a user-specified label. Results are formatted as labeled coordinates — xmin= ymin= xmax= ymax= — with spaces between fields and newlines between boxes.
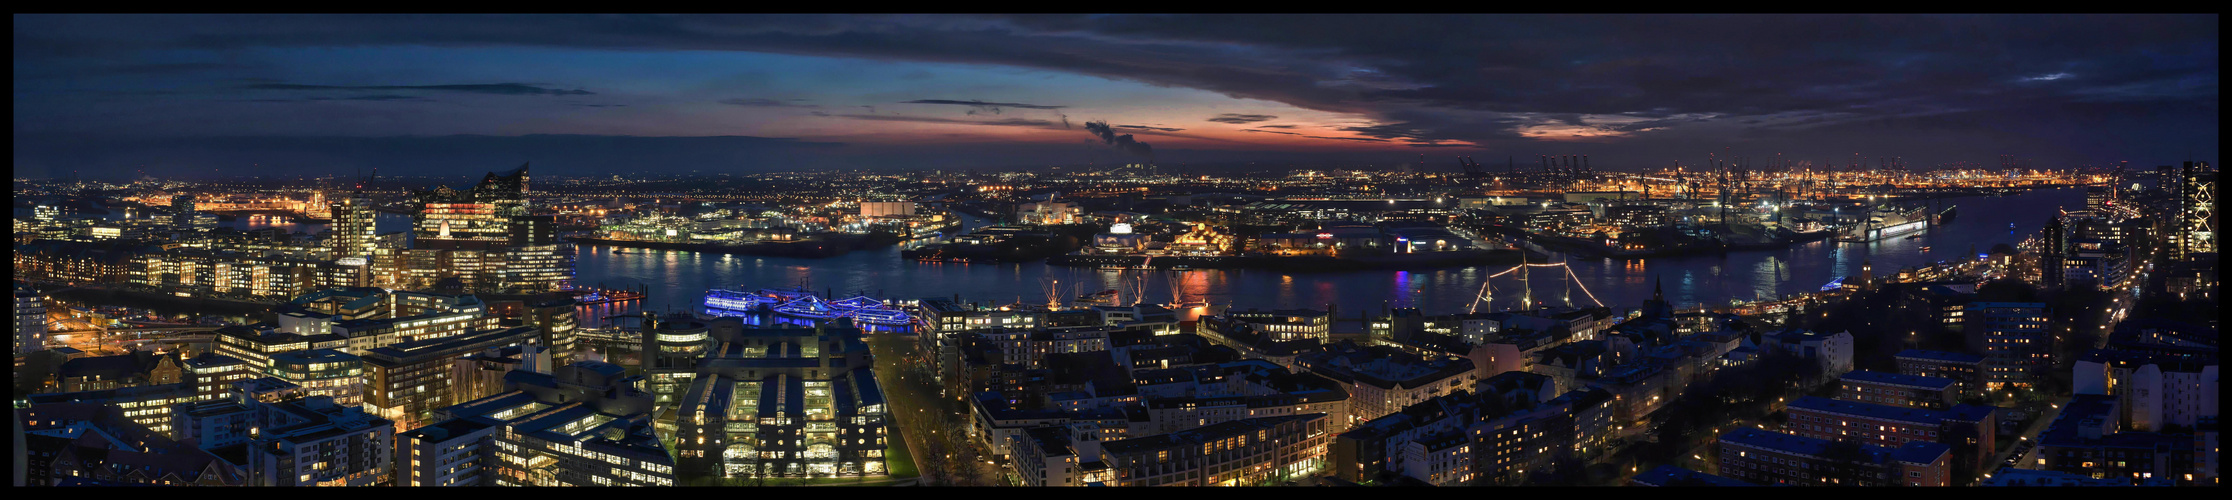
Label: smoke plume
xmin=1083 ymin=120 xmax=1153 ymax=161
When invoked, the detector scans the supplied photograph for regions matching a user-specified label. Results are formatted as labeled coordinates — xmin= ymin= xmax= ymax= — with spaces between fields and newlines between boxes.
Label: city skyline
xmin=13 ymin=14 xmax=2220 ymax=178
xmin=10 ymin=13 xmax=2218 ymax=488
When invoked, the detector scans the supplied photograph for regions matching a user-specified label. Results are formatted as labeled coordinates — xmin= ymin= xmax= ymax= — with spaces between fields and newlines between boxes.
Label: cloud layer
xmin=11 ymin=14 xmax=2218 ymax=174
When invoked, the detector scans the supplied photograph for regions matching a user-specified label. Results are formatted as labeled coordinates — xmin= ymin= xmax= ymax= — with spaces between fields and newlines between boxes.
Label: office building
xmin=330 ymin=194 xmax=379 ymax=259
xmin=669 ymin=319 xmax=888 ymax=479
xmin=265 ymin=348 xmax=365 ymax=406
xmin=399 ymin=361 xmax=674 ymax=486
xmin=361 ymin=325 xmax=544 ymax=429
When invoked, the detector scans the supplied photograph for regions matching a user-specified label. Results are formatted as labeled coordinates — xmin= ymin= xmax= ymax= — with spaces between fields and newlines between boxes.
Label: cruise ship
xmin=1836 ymin=205 xmax=1930 ymax=242
xmin=702 ymin=286 xmax=913 ymax=326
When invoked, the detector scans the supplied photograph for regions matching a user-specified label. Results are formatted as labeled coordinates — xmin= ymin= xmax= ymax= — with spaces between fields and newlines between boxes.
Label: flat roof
xmin=1632 ymin=465 xmax=1754 ymax=486
xmin=1840 ymin=370 xmax=1956 ymax=390
xmin=1894 ymin=349 xmax=1984 ymax=364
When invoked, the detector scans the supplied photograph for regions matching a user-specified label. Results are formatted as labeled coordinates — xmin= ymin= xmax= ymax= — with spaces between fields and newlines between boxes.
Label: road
xmin=865 ymin=331 xmax=1004 ymax=486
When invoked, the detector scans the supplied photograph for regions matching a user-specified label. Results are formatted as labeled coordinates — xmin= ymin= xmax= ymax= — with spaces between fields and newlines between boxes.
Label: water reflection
xmin=565 ymin=187 xmax=2085 ymax=321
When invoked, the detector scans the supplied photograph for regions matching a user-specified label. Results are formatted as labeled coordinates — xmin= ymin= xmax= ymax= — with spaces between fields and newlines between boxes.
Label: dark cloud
xmin=1254 ymin=124 xmax=1297 ymax=129
xmin=10 ymin=132 xmax=847 ymax=179
xmin=1304 ymin=135 xmax=1389 ymax=143
xmin=10 ymin=14 xmax=2219 ymax=168
xmin=1207 ymin=113 xmax=1278 ymax=124
xmin=1240 ymin=129 xmax=1300 ymax=135
xmin=1116 ymin=125 xmax=1184 ymax=132
xmin=1083 ymin=120 xmax=1153 ymax=159
xmin=902 ymin=99 xmax=1067 ymax=114
xmin=243 ymin=82 xmax=593 ymax=96
xmin=720 ymin=97 xmax=817 ymax=108
xmin=308 ymin=94 xmax=427 ymax=101
xmin=836 ymin=114 xmax=1060 ymax=128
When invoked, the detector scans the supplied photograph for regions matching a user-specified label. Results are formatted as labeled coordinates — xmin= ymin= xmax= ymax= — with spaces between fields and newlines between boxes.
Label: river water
xmin=569 ymin=187 xmax=2085 ymax=323
xmin=22 ymin=188 xmax=2083 ymax=323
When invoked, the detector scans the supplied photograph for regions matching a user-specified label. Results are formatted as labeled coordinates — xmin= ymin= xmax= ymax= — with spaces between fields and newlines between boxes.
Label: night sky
xmin=12 ymin=14 xmax=2219 ymax=178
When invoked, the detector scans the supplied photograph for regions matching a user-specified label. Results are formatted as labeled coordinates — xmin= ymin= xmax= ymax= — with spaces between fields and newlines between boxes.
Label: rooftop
xmin=1894 ymin=349 xmax=1985 ymax=364
xmin=1787 ymin=396 xmax=1992 ymax=425
xmin=1840 ymin=370 xmax=1956 ymax=390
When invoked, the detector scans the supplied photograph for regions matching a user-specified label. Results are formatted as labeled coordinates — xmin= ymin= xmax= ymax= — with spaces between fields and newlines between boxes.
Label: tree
xmin=1974 ymin=279 xmax=2040 ymax=303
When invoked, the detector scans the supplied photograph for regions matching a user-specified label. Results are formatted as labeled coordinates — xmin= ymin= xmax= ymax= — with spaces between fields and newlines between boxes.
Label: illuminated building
xmin=1011 ymin=425 xmax=1100 ymax=486
xmin=169 ymin=378 xmax=395 ymax=486
xmin=1837 ymin=370 xmax=1959 ymax=409
xmin=1293 ymin=342 xmax=1478 ymax=425
xmin=1716 ymin=428 xmax=1951 ymax=487
xmin=1224 ymin=309 xmax=1332 ymax=342
xmin=1963 ymin=302 xmax=2050 ymax=388
xmin=55 ymin=352 xmax=183 ymax=393
xmin=403 ymin=163 xmax=572 ymax=293
xmin=169 ymin=194 xmax=197 ymax=230
xmin=399 ymin=361 xmax=675 ymax=487
xmin=414 ymin=164 xmax=528 ymax=251
xmin=669 ymin=318 xmax=887 ymax=479
xmin=2038 ymin=394 xmax=2203 ymax=485
xmin=361 ymin=325 xmax=543 ymax=429
xmin=15 ymin=287 xmax=46 ymax=355
xmin=12 ymin=239 xmax=139 ymax=286
xmin=26 ymin=383 xmax=204 ymax=436
xmin=1016 ymin=200 xmax=1081 ymax=224
xmin=329 ymin=194 xmax=378 ymax=259
xmin=2172 ymin=161 xmax=2216 ymax=259
xmin=1783 ymin=396 xmax=1998 ymax=471
xmin=18 ymin=402 xmax=244 ymax=486
xmin=244 ymin=394 xmax=395 ymax=486
xmin=858 ymin=201 xmax=916 ymax=218
xmin=182 ymin=353 xmax=253 ymax=402
xmin=2072 ymin=349 xmax=2219 ymax=432
xmin=1095 ymin=414 xmax=1329 ymax=486
xmin=452 ymin=344 xmax=552 ymax=407
xmin=524 ymin=298 xmax=580 ymax=366
xmin=265 ymin=349 xmax=364 ymax=406
xmin=1894 ymin=349 xmax=1987 ymax=398
xmin=638 ymin=314 xmax=709 ymax=414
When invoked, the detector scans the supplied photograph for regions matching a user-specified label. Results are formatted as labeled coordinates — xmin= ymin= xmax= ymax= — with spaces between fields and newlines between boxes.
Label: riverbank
xmin=1046 ymin=249 xmax=1527 ymax=272
xmin=1489 ymin=223 xmax=1841 ymax=260
xmin=570 ymin=232 xmax=901 ymax=258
